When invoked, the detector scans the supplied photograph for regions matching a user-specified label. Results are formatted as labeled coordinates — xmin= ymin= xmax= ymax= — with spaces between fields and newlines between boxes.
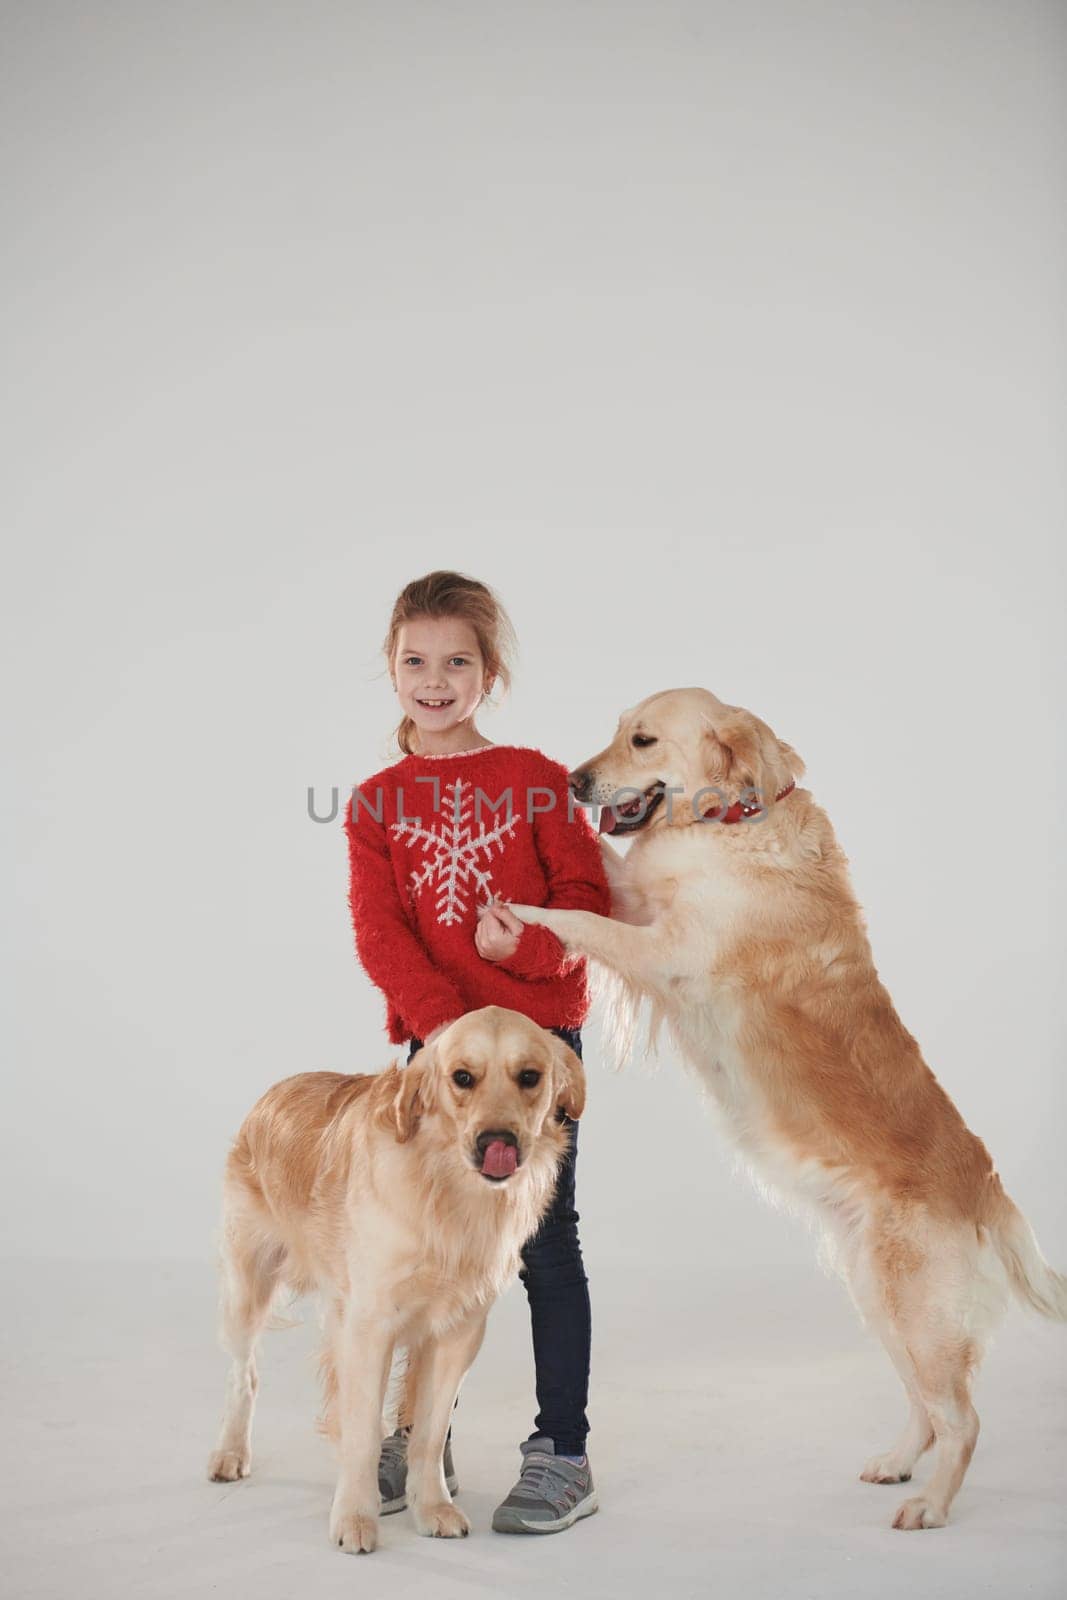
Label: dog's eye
xmin=452 ymin=1070 xmax=475 ymax=1089
xmin=517 ymin=1069 xmax=542 ymax=1089
xmin=632 ymin=733 xmax=657 ymax=748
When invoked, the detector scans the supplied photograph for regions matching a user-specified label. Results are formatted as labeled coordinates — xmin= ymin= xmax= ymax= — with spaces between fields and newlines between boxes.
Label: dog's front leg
xmin=328 ymin=1311 xmax=395 ymax=1555
xmin=509 ymin=904 xmax=674 ymax=983
xmin=599 ymin=836 xmax=655 ymax=925
xmin=406 ymin=1309 xmax=487 ymax=1538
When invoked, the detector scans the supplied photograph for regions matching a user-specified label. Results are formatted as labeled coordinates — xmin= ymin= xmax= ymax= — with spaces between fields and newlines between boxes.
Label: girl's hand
xmin=475 ymin=901 xmax=523 ymax=962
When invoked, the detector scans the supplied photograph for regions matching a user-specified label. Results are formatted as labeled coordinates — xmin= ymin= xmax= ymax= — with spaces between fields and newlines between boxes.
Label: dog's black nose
xmin=568 ymin=768 xmax=593 ymax=803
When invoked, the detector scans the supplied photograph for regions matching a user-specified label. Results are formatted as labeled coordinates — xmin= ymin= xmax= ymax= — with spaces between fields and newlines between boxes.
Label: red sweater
xmin=344 ymin=743 xmax=611 ymax=1044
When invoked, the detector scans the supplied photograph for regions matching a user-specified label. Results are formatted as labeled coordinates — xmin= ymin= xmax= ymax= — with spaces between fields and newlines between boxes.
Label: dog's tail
xmin=989 ymin=1194 xmax=1067 ymax=1321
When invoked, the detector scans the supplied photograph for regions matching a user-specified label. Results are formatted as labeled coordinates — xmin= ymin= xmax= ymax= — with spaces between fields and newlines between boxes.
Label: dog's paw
xmin=329 ymin=1505 xmax=379 ymax=1554
xmin=892 ymin=1496 xmax=947 ymax=1531
xmin=207 ymin=1448 xmax=250 ymax=1482
xmin=413 ymin=1501 xmax=470 ymax=1539
xmin=860 ymin=1452 xmax=912 ymax=1484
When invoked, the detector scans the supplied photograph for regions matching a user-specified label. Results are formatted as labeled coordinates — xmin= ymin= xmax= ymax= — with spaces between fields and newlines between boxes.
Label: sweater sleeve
xmin=495 ymin=756 xmax=612 ymax=982
xmin=344 ymin=793 xmax=466 ymax=1040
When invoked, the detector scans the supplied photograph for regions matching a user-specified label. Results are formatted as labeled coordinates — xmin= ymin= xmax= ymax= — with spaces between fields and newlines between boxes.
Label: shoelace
xmin=518 ymin=1452 xmax=581 ymax=1511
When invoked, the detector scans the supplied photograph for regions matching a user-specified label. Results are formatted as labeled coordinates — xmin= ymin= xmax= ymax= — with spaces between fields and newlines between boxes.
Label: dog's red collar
xmin=701 ymin=780 xmax=797 ymax=824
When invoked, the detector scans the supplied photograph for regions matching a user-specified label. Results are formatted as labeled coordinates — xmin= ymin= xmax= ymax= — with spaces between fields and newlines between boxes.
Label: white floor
xmin=2 ymin=1257 xmax=1064 ymax=1599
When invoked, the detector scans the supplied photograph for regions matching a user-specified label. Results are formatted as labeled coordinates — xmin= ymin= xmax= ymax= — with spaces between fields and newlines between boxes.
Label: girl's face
xmin=392 ymin=617 xmax=491 ymax=742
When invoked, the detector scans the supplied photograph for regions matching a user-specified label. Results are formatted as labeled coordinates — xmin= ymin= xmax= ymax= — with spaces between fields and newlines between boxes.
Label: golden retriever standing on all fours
xmin=507 ymin=687 xmax=1066 ymax=1532
xmin=206 ymin=1007 xmax=585 ymax=1554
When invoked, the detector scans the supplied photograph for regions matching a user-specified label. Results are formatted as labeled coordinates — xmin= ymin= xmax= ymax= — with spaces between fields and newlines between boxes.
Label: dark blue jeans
xmin=406 ymin=1026 xmax=590 ymax=1456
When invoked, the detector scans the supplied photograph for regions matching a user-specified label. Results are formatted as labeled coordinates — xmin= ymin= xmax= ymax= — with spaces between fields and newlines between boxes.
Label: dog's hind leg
xmin=858 ymin=1317 xmax=935 ymax=1486
xmin=395 ymin=1340 xmax=425 ymax=1430
xmin=889 ymin=1302 xmax=981 ymax=1530
xmin=207 ymin=1207 xmax=285 ymax=1483
xmin=843 ymin=1221 xmax=935 ymax=1487
xmin=857 ymin=1216 xmax=985 ymax=1529
xmin=316 ymin=1296 xmax=344 ymax=1447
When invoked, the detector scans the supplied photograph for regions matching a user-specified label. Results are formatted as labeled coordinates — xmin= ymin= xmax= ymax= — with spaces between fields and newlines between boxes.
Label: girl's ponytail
xmin=395 ymin=711 xmax=418 ymax=756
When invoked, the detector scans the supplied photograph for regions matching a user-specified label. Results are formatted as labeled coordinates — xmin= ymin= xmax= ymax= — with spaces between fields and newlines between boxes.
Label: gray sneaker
xmin=492 ymin=1436 xmax=598 ymax=1534
xmin=378 ymin=1427 xmax=458 ymax=1515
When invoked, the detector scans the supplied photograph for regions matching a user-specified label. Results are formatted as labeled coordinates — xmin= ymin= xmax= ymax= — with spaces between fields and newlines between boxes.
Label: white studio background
xmin=3 ymin=4 xmax=1064 ymax=1597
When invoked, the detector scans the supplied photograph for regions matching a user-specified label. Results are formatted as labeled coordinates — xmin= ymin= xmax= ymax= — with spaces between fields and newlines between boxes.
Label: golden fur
xmin=510 ymin=687 xmax=1065 ymax=1531
xmin=206 ymin=1006 xmax=585 ymax=1554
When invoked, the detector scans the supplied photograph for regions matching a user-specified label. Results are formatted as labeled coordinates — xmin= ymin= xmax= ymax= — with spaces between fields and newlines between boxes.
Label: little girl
xmin=343 ymin=569 xmax=610 ymax=1535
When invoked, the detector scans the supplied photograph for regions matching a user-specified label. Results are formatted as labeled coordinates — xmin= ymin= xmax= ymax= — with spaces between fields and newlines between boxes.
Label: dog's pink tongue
xmin=598 ymin=806 xmax=617 ymax=835
xmin=482 ymin=1140 xmax=517 ymax=1178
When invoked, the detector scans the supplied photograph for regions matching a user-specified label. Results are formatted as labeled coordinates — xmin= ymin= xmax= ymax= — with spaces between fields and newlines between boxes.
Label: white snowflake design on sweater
xmin=390 ymin=778 xmax=522 ymax=925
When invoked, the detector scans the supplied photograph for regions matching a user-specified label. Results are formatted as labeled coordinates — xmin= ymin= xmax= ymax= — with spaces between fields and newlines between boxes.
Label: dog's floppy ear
xmin=776 ymin=738 xmax=806 ymax=792
xmin=390 ymin=1044 xmax=438 ymax=1143
xmin=701 ymin=706 xmax=805 ymax=812
xmin=552 ymin=1037 xmax=587 ymax=1121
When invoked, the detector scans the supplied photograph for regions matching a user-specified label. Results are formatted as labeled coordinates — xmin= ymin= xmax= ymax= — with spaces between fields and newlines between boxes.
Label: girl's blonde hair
xmin=384 ymin=570 xmax=517 ymax=755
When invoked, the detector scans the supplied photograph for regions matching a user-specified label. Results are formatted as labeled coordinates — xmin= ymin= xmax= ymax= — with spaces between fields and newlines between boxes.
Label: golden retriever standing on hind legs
xmin=505 ymin=687 xmax=1066 ymax=1531
xmin=205 ymin=1006 xmax=585 ymax=1554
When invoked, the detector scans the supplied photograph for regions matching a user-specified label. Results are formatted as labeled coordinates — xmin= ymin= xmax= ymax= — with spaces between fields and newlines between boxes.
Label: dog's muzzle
xmin=474 ymin=1128 xmax=520 ymax=1181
